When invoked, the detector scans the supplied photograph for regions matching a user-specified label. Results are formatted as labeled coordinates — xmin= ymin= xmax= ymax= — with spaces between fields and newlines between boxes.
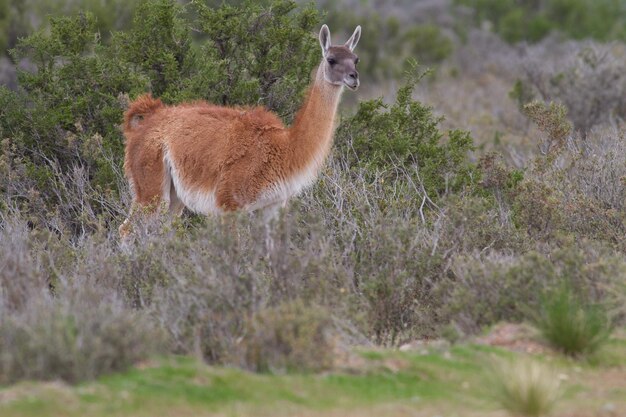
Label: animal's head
xmin=319 ymin=25 xmax=361 ymax=91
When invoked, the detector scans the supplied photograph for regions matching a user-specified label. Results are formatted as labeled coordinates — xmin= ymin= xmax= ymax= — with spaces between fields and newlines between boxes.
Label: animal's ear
xmin=319 ymin=24 xmax=331 ymax=56
xmin=344 ymin=25 xmax=361 ymax=51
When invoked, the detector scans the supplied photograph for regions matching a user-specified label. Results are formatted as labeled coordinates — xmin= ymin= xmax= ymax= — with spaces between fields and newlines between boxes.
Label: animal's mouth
xmin=344 ymin=81 xmax=359 ymax=91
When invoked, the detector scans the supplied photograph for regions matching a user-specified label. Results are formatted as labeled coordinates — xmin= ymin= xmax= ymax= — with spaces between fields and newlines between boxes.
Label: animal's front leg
xmin=261 ymin=201 xmax=287 ymax=254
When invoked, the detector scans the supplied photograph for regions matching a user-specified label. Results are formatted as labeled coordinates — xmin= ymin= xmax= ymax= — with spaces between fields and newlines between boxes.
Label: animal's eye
xmin=327 ymin=58 xmax=336 ymax=65
xmin=355 ymin=57 xmax=360 ymax=65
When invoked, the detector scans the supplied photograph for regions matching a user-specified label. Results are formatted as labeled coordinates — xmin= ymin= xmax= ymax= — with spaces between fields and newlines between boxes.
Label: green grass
xmin=0 ymin=349 xmax=482 ymax=417
xmin=1 ymin=341 xmax=625 ymax=417
xmin=535 ymin=285 xmax=612 ymax=357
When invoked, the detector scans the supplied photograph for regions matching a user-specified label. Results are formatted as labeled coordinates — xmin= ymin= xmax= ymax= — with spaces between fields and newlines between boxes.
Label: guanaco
xmin=120 ymin=24 xmax=361 ymax=240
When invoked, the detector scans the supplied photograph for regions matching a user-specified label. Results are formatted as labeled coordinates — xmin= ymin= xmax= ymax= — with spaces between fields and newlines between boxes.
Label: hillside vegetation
xmin=0 ymin=1 xmax=625 ymax=416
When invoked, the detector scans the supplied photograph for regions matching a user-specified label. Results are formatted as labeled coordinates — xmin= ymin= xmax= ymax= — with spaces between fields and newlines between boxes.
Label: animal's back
xmin=162 ymin=102 xmax=286 ymax=196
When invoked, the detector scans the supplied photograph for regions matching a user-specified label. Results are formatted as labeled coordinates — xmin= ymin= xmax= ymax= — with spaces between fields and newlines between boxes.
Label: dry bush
xmin=444 ymin=252 xmax=551 ymax=332
xmin=0 ymin=218 xmax=163 ymax=384
xmin=0 ymin=138 xmax=130 ymax=237
xmin=453 ymin=29 xmax=522 ymax=78
xmin=515 ymin=126 xmax=626 ymax=247
xmin=239 ymin=300 xmax=336 ymax=373
xmin=147 ymin=220 xmax=267 ymax=362
xmin=0 ymin=216 xmax=48 ymax=310
xmin=444 ymin=243 xmax=626 ymax=333
xmin=144 ymin=212 xmax=355 ymax=363
xmin=519 ymin=42 xmax=626 ymax=133
xmin=523 ymin=101 xmax=572 ymax=156
xmin=1 ymin=147 xmax=625 ymax=384
xmin=567 ymin=127 xmax=626 ymax=212
xmin=0 ymin=288 xmax=162 ymax=384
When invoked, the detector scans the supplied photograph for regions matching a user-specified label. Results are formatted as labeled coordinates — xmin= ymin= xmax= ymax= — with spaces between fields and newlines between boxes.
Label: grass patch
xmin=488 ymin=356 xmax=562 ymax=417
xmin=534 ymin=285 xmax=612 ymax=357
xmin=0 ymin=349 xmax=489 ymax=417
xmin=1 ymin=341 xmax=625 ymax=417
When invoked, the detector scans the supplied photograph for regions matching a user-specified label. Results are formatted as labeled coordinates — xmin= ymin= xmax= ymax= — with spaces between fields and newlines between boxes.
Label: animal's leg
xmin=119 ymin=154 xmax=168 ymax=244
xmin=261 ymin=201 xmax=286 ymax=253
xmin=168 ymin=180 xmax=185 ymax=217
xmin=119 ymin=197 xmax=163 ymax=247
xmin=119 ymin=204 xmax=137 ymax=249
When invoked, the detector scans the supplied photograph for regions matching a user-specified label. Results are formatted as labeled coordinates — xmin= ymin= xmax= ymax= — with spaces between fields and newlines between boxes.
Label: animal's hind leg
xmin=119 ymin=155 xmax=168 ymax=243
xmin=168 ymin=180 xmax=185 ymax=217
xmin=119 ymin=208 xmax=136 ymax=244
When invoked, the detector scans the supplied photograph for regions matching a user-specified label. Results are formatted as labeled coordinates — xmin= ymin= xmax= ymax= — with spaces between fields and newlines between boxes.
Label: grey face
xmin=319 ymin=25 xmax=361 ymax=90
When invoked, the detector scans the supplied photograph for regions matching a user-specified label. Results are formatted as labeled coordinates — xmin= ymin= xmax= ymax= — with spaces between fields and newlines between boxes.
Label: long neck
xmin=287 ymin=64 xmax=343 ymax=173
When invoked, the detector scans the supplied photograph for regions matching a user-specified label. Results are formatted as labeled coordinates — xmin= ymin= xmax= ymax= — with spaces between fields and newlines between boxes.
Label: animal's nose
xmin=348 ymin=71 xmax=359 ymax=80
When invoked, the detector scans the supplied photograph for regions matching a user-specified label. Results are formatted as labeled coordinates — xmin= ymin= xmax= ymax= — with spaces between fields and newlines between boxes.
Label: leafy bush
xmin=319 ymin=4 xmax=453 ymax=81
xmin=403 ymin=24 xmax=453 ymax=65
xmin=534 ymin=284 xmax=612 ymax=356
xmin=2 ymin=0 xmax=320 ymax=234
xmin=457 ymin=0 xmax=626 ymax=44
xmin=336 ymin=62 xmax=476 ymax=198
xmin=183 ymin=0 xmax=320 ymax=117
xmin=5 ymin=11 xmax=148 ymax=230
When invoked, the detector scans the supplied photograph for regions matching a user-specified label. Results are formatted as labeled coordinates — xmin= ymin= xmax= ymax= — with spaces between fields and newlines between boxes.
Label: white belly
xmin=165 ymin=151 xmax=222 ymax=215
xmin=245 ymin=161 xmax=320 ymax=212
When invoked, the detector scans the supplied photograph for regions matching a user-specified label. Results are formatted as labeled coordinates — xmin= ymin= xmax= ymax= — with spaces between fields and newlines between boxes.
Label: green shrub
xmin=8 ymin=11 xmax=148 ymax=205
xmin=403 ymin=24 xmax=454 ymax=65
xmin=457 ymin=0 xmax=626 ymax=44
xmin=498 ymin=9 xmax=551 ymax=44
xmin=3 ymin=0 xmax=321 ymax=234
xmin=336 ymin=61 xmax=476 ymax=198
xmin=111 ymin=0 xmax=193 ymax=99
xmin=184 ymin=0 xmax=320 ymax=118
xmin=0 ymin=0 xmax=141 ymax=54
xmin=320 ymin=5 xmax=453 ymax=82
xmin=534 ymin=284 xmax=612 ymax=356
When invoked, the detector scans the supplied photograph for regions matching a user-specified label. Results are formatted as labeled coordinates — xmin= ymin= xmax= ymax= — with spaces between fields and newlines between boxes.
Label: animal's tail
xmin=124 ymin=94 xmax=164 ymax=131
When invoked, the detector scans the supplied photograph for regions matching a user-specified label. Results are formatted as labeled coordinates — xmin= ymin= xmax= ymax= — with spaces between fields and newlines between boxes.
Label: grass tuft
xmin=489 ymin=357 xmax=561 ymax=417
xmin=535 ymin=285 xmax=611 ymax=357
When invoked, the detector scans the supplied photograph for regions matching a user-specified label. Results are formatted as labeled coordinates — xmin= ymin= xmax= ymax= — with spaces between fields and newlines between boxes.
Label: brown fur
xmin=123 ymin=95 xmax=164 ymax=131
